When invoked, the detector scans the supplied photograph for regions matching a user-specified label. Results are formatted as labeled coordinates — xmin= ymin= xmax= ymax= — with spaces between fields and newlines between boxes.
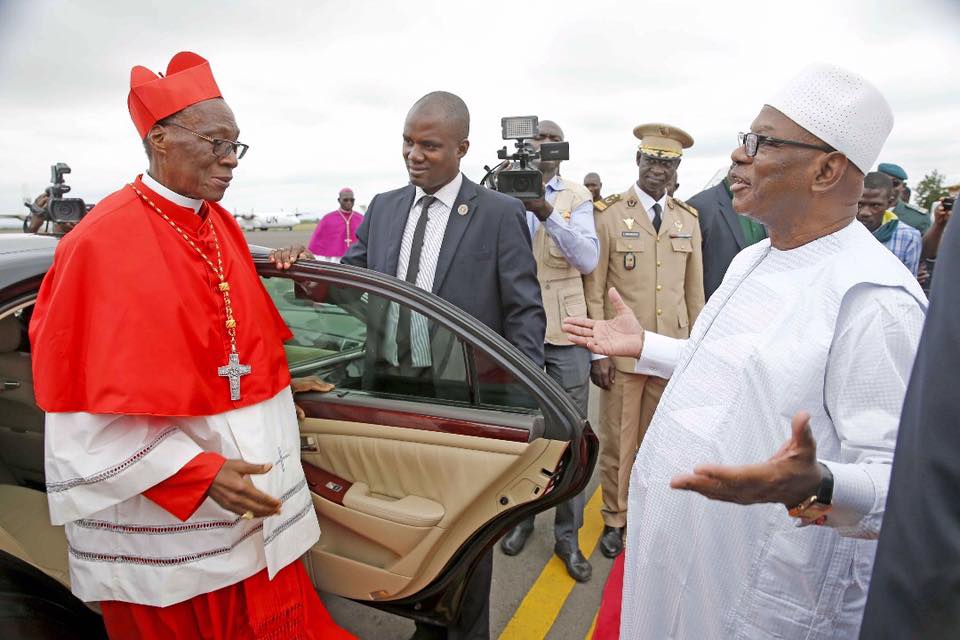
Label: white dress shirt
xmin=633 ymin=182 xmax=667 ymax=224
xmin=622 ymin=221 xmax=927 ymax=639
xmin=382 ymin=173 xmax=463 ymax=367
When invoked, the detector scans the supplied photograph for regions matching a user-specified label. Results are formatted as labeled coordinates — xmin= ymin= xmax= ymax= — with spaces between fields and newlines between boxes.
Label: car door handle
xmin=342 ymin=482 xmax=444 ymax=528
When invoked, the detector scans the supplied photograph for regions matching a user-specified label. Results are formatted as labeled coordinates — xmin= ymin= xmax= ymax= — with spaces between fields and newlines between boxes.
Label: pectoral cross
xmin=275 ymin=447 xmax=290 ymax=473
xmin=218 ymin=352 xmax=252 ymax=401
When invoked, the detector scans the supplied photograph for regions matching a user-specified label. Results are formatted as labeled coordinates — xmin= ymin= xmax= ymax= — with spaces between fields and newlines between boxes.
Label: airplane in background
xmin=233 ymin=210 xmax=302 ymax=231
xmin=0 ymin=213 xmax=28 ymax=232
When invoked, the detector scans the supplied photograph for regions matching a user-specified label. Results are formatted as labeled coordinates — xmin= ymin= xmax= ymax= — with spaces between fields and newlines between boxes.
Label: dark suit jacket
xmin=688 ymin=181 xmax=764 ymax=300
xmin=859 ymin=214 xmax=960 ymax=639
xmin=343 ymin=175 xmax=546 ymax=367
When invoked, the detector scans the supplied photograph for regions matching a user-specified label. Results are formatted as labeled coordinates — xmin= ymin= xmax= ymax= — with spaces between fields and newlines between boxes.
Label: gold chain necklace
xmin=338 ymin=209 xmax=354 ymax=248
xmin=130 ymin=183 xmax=251 ymax=400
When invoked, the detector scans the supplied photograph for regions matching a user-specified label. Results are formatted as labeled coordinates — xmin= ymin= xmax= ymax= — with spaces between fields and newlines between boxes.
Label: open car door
xmin=254 ymin=254 xmax=597 ymax=627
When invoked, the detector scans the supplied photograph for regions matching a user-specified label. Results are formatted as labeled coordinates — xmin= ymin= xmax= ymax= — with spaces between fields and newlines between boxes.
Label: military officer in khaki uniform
xmin=584 ymin=123 xmax=705 ymax=558
xmin=499 ymin=120 xmax=598 ymax=583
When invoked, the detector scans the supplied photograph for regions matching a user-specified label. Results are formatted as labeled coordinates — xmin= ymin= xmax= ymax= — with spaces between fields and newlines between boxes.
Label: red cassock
xmin=30 ymin=177 xmax=354 ymax=639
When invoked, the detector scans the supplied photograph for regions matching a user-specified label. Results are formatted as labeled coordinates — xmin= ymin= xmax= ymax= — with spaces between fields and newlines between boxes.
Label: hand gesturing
xmin=562 ymin=287 xmax=645 ymax=358
xmin=670 ymin=411 xmax=823 ymax=508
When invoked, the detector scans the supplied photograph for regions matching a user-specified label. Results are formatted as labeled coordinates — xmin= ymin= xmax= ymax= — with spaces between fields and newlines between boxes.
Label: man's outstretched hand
xmin=670 ymin=411 xmax=823 ymax=508
xmin=562 ymin=287 xmax=645 ymax=358
xmin=207 ymin=460 xmax=281 ymax=518
xmin=291 ymin=376 xmax=335 ymax=420
xmin=268 ymin=245 xmax=314 ymax=270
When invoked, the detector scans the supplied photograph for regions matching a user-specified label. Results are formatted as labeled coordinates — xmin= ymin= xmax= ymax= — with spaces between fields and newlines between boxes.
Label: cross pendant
xmin=217 ymin=352 xmax=252 ymax=401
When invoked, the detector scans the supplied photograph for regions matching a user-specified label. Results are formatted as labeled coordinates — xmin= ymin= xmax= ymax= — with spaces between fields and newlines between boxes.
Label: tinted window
xmin=263 ymin=276 xmax=469 ymax=405
xmin=262 ymin=274 xmax=538 ymax=412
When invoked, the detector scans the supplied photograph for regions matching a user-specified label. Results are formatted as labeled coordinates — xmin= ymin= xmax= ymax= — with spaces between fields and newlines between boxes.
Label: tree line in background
xmin=915 ymin=170 xmax=953 ymax=210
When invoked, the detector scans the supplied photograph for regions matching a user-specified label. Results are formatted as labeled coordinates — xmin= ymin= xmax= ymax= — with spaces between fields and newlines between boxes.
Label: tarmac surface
xmin=245 ymin=227 xmax=613 ymax=639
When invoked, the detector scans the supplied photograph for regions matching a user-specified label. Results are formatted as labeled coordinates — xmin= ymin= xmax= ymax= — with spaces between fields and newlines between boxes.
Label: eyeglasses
xmin=167 ymin=122 xmax=249 ymax=159
xmin=738 ymin=132 xmax=834 ymax=158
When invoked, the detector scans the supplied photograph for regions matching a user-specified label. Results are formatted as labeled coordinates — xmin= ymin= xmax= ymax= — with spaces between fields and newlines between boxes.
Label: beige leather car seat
xmin=0 ymin=484 xmax=69 ymax=586
xmin=0 ymin=313 xmax=46 ymax=487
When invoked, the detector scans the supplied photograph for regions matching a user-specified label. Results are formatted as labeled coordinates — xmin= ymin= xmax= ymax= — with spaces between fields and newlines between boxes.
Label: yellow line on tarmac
xmin=498 ymin=485 xmax=605 ymax=640
xmin=584 ymin=611 xmax=598 ymax=639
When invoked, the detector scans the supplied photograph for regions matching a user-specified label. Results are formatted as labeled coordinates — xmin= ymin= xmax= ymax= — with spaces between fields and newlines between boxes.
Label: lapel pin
xmin=623 ymin=218 xmax=635 ymax=230
xmin=674 ymin=220 xmax=683 ymax=231
xmin=457 ymin=204 xmax=469 ymax=216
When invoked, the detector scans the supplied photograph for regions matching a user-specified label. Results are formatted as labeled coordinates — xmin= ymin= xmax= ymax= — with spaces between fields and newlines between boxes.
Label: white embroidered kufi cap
xmin=767 ymin=63 xmax=893 ymax=173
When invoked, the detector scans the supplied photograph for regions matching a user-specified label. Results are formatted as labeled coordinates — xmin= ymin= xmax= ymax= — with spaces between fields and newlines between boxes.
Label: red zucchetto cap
xmin=128 ymin=51 xmax=222 ymax=139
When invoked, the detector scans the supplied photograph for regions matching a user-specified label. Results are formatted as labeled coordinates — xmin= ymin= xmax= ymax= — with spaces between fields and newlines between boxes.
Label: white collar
xmin=414 ymin=172 xmax=463 ymax=209
xmin=142 ymin=172 xmax=203 ymax=213
xmin=633 ymin=183 xmax=667 ymax=213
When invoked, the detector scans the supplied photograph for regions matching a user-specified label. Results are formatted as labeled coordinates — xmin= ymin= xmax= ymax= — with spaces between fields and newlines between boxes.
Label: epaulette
xmin=671 ymin=197 xmax=699 ymax=218
xmin=594 ymin=193 xmax=621 ymax=212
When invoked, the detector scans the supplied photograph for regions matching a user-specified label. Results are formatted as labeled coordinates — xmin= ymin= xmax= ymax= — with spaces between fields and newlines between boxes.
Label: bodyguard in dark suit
xmin=859 ymin=215 xmax=960 ymax=638
xmin=687 ymin=170 xmax=766 ymax=300
xmin=353 ymin=91 xmax=543 ymax=640
xmin=272 ymin=91 xmax=544 ymax=640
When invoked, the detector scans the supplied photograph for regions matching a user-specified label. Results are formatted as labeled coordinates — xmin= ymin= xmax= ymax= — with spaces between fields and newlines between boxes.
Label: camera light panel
xmin=502 ymin=116 xmax=538 ymax=140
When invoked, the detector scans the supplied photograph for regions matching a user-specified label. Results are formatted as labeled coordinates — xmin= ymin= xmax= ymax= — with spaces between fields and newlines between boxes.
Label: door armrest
xmin=342 ymin=482 xmax=444 ymax=528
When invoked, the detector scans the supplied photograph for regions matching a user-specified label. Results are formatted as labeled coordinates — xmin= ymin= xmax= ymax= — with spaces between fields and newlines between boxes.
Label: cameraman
xmin=25 ymin=192 xmax=80 ymax=235
xmin=499 ymin=120 xmax=598 ymax=583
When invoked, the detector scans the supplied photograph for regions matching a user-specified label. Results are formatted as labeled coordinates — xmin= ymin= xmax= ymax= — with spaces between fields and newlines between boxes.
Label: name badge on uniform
xmin=624 ymin=252 xmax=636 ymax=270
xmin=669 ymin=233 xmax=693 ymax=238
xmin=621 ymin=231 xmax=641 ymax=238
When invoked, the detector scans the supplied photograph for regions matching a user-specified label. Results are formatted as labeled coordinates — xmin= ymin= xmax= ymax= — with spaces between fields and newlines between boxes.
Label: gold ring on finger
xmin=241 ymin=510 xmax=254 ymax=520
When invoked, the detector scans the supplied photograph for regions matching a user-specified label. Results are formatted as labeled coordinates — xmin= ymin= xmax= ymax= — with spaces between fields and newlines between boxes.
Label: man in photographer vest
xmin=30 ymin=51 xmax=352 ymax=639
xmin=583 ymin=123 xmax=704 ymax=559
xmin=498 ymin=120 xmax=598 ymax=582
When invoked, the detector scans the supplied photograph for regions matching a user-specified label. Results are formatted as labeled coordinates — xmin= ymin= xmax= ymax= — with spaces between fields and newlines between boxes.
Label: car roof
xmin=0 ymin=234 xmax=58 ymax=292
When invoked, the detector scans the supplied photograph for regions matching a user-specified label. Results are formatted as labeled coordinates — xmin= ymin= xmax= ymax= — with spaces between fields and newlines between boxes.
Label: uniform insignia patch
xmin=624 ymin=253 xmax=636 ymax=270
xmin=626 ymin=198 xmax=638 ymax=208
xmin=595 ymin=193 xmax=621 ymax=212
xmin=623 ymin=218 xmax=635 ymax=230
xmin=671 ymin=197 xmax=699 ymax=217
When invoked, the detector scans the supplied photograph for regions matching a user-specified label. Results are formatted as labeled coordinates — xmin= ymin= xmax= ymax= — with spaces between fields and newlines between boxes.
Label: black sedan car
xmin=0 ymin=234 xmax=597 ymax=637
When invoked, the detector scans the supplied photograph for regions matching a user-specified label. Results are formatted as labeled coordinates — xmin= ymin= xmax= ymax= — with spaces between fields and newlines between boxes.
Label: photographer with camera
xmin=921 ymin=196 xmax=953 ymax=266
xmin=23 ymin=163 xmax=89 ymax=235
xmin=497 ymin=120 xmax=598 ymax=583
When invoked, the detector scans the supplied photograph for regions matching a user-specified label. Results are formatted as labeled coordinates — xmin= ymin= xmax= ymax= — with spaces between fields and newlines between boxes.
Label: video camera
xmin=23 ymin=163 xmax=91 ymax=228
xmin=485 ymin=116 xmax=569 ymax=199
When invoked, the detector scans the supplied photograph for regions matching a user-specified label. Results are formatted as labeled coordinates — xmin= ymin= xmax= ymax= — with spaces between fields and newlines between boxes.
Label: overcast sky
xmin=1 ymin=0 xmax=958 ymax=215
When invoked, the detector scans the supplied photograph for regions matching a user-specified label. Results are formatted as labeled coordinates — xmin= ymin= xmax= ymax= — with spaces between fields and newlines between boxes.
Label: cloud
xmin=1 ymin=0 xmax=958 ymax=215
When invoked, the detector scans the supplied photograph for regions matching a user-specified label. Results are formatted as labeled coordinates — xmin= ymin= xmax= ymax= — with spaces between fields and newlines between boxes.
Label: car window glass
xmin=262 ymin=276 xmax=470 ymax=405
xmin=473 ymin=349 xmax=539 ymax=411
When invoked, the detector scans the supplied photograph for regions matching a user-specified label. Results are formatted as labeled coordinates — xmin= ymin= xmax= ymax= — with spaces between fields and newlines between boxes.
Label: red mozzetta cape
xmin=30 ymin=176 xmax=292 ymax=416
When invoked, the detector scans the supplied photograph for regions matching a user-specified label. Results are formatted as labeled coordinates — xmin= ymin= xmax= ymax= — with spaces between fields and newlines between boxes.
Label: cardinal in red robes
xmin=30 ymin=51 xmax=353 ymax=639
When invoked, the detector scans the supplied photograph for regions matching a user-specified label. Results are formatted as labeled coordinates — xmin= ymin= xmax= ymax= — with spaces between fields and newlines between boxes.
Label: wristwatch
xmin=787 ymin=463 xmax=834 ymax=525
